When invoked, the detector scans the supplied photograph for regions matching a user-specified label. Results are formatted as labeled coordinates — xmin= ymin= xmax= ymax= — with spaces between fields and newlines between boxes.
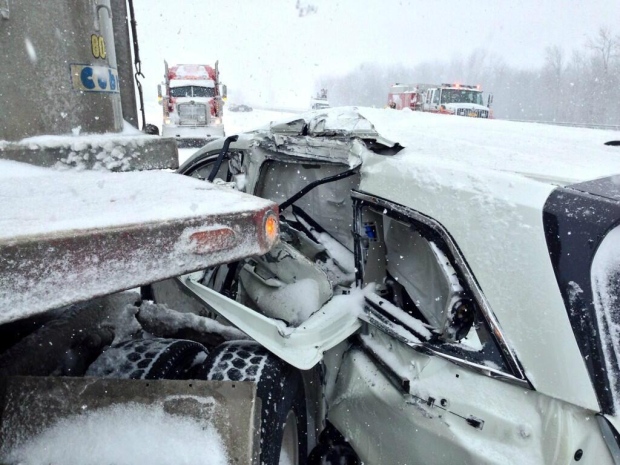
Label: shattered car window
xmin=359 ymin=203 xmax=510 ymax=371
xmin=255 ymin=160 xmax=359 ymax=251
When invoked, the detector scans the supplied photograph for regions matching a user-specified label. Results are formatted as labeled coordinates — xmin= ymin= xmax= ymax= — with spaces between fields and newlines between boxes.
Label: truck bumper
xmin=162 ymin=124 xmax=225 ymax=147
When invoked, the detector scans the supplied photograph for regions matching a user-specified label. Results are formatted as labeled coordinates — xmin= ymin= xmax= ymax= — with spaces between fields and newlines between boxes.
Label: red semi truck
xmin=159 ymin=62 xmax=227 ymax=147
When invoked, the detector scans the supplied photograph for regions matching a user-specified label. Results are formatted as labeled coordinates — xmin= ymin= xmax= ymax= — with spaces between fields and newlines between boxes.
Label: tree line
xmin=317 ymin=28 xmax=620 ymax=125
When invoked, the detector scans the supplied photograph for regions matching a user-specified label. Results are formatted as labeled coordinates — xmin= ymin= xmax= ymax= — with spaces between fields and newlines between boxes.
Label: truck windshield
xmin=170 ymin=86 xmax=215 ymax=98
xmin=440 ymin=89 xmax=484 ymax=105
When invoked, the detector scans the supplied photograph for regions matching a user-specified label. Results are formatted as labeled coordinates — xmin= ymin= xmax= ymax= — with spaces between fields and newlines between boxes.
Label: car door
xmin=327 ymin=193 xmax=609 ymax=465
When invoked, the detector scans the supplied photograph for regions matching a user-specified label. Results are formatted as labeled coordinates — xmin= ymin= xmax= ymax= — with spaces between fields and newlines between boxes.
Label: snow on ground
xmin=356 ymin=107 xmax=620 ymax=185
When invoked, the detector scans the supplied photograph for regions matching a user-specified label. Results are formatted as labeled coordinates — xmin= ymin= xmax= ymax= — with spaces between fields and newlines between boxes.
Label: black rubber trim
xmin=569 ymin=175 xmax=620 ymax=202
xmin=279 ymin=167 xmax=358 ymax=211
xmin=207 ymin=135 xmax=239 ymax=182
xmin=543 ymin=180 xmax=620 ymax=414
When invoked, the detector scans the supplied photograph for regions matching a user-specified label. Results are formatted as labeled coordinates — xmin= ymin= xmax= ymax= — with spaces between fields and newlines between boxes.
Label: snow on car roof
xmin=265 ymin=107 xmax=620 ymax=186
xmin=350 ymin=108 xmax=615 ymax=410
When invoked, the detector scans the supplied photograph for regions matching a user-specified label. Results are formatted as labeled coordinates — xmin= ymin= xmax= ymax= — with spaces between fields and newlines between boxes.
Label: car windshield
xmin=440 ymin=89 xmax=484 ymax=105
xmin=169 ymin=86 xmax=215 ymax=98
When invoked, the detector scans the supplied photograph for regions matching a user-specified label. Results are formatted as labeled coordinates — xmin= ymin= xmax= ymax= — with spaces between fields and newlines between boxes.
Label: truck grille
xmin=178 ymin=102 xmax=208 ymax=125
xmin=456 ymin=108 xmax=489 ymax=118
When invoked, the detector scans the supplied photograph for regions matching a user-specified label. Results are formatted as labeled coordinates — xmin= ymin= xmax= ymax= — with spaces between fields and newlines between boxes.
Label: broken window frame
xmin=352 ymin=190 xmax=529 ymax=386
xmin=180 ymin=149 xmax=246 ymax=183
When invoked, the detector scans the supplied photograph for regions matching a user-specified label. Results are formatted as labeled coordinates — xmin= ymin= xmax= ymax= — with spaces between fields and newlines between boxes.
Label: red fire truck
xmin=388 ymin=83 xmax=493 ymax=118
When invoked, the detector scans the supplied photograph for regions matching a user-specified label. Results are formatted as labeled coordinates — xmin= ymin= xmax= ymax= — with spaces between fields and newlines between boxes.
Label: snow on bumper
xmin=162 ymin=124 xmax=225 ymax=141
xmin=0 ymin=163 xmax=279 ymax=324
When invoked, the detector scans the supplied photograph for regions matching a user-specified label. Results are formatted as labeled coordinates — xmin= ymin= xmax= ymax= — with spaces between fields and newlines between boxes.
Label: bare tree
xmin=544 ymin=45 xmax=564 ymax=80
xmin=317 ymin=27 xmax=620 ymax=124
xmin=587 ymin=27 xmax=619 ymax=73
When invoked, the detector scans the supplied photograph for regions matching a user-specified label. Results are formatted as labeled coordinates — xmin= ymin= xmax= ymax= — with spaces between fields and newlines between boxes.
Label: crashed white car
xmin=169 ymin=107 xmax=620 ymax=464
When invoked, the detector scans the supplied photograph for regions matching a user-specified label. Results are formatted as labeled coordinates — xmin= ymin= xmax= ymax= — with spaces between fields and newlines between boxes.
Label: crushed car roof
xmin=196 ymin=107 xmax=620 ymax=186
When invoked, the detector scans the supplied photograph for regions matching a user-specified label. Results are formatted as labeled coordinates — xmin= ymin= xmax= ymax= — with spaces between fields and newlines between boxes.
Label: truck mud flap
xmin=180 ymin=274 xmax=362 ymax=370
xmin=0 ymin=376 xmax=260 ymax=464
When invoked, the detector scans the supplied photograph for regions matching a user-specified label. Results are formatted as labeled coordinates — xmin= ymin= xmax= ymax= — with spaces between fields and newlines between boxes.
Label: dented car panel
xmin=330 ymin=333 xmax=613 ymax=465
xmin=176 ymin=108 xmax=620 ymax=463
xmin=357 ymin=150 xmax=600 ymax=411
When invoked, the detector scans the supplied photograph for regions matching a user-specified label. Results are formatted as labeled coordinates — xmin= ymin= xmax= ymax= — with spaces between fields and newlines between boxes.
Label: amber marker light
xmin=264 ymin=212 xmax=279 ymax=245
xmin=189 ymin=227 xmax=237 ymax=254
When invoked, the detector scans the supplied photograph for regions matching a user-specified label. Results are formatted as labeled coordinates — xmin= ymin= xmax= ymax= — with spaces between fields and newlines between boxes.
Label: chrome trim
xmin=358 ymin=340 xmax=411 ymax=394
xmin=352 ymin=190 xmax=527 ymax=382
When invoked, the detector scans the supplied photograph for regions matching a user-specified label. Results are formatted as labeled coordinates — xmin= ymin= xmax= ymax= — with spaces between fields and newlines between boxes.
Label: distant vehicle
xmin=388 ymin=83 xmax=493 ymax=118
xmin=228 ymin=104 xmax=253 ymax=112
xmin=310 ymin=88 xmax=331 ymax=110
xmin=158 ymin=62 xmax=227 ymax=147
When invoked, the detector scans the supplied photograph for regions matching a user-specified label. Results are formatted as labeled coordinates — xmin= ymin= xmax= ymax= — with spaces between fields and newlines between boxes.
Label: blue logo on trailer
xmin=70 ymin=64 xmax=119 ymax=93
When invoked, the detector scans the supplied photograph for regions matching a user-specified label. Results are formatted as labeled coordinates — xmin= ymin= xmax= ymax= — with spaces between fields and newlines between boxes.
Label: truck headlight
xmin=164 ymin=117 xmax=171 ymax=125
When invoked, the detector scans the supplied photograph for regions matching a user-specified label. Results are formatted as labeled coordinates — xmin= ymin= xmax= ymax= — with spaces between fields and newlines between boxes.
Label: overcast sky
xmin=135 ymin=0 xmax=619 ymax=112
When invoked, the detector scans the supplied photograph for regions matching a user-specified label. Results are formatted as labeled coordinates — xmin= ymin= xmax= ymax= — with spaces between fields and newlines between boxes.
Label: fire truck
xmin=388 ymin=83 xmax=493 ymax=118
xmin=159 ymin=62 xmax=227 ymax=147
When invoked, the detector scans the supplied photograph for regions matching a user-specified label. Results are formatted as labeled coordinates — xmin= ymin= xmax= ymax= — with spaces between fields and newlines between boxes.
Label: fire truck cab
xmin=422 ymin=83 xmax=492 ymax=118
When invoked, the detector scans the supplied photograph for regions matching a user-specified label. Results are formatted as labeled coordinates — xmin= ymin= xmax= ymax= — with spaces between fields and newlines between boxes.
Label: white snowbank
xmin=2 ymin=403 xmax=229 ymax=465
xmin=356 ymin=107 xmax=620 ymax=186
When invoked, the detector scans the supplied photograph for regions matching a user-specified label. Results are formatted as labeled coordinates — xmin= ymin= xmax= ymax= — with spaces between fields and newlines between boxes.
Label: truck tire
xmin=195 ymin=341 xmax=308 ymax=465
xmin=86 ymin=337 xmax=209 ymax=380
